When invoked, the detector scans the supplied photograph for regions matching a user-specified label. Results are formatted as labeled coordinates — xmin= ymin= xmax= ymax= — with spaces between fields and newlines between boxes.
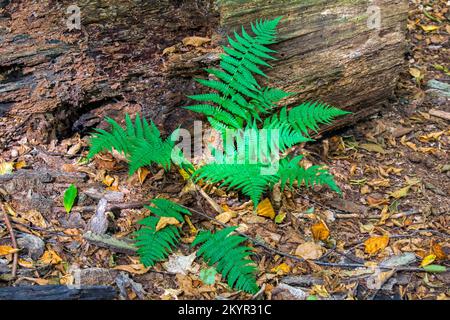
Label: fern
xmin=185 ymin=17 xmax=283 ymax=129
xmin=87 ymin=114 xmax=191 ymax=175
xmin=135 ymin=199 xmax=191 ymax=268
xmin=192 ymin=227 xmax=259 ymax=294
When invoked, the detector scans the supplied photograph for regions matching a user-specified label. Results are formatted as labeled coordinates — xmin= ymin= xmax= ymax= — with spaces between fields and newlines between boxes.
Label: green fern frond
xmin=278 ymin=156 xmax=341 ymax=194
xmin=287 ymin=101 xmax=351 ymax=136
xmin=87 ymin=113 xmax=181 ymax=175
xmin=185 ymin=17 xmax=283 ymax=130
xmin=192 ymin=227 xmax=259 ymax=294
xmin=135 ymin=199 xmax=192 ymax=268
xmin=192 ymin=162 xmax=278 ymax=206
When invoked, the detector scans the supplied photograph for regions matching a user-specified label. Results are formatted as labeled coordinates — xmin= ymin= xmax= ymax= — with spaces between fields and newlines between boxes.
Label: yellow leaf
xmin=360 ymin=143 xmax=386 ymax=154
xmin=295 ymin=242 xmax=323 ymax=260
xmin=14 ymin=160 xmax=27 ymax=170
xmin=215 ymin=211 xmax=236 ymax=224
xmin=409 ymin=67 xmax=423 ymax=79
xmin=114 ymin=264 xmax=150 ymax=275
xmin=270 ymin=262 xmax=291 ymax=275
xmin=389 ymin=185 xmax=411 ymax=199
xmin=311 ymin=220 xmax=330 ymax=241
xmin=40 ymin=249 xmax=62 ymax=265
xmin=256 ymin=198 xmax=276 ymax=219
xmin=419 ymin=131 xmax=444 ymax=142
xmin=364 ymin=235 xmax=389 ymax=255
xmin=378 ymin=205 xmax=390 ymax=225
xmin=184 ymin=215 xmax=197 ymax=235
xmin=155 ymin=217 xmax=181 ymax=232
xmin=178 ymin=168 xmax=191 ymax=180
xmin=182 ymin=36 xmax=211 ymax=47
xmin=420 ymin=25 xmax=440 ymax=32
xmin=0 ymin=245 xmax=19 ymax=256
xmin=18 ymin=259 xmax=34 ymax=268
xmin=137 ymin=167 xmax=150 ymax=185
xmin=162 ymin=45 xmax=177 ymax=55
xmin=0 ymin=161 xmax=14 ymax=175
xmin=420 ymin=254 xmax=436 ymax=267
xmin=102 ymin=175 xmax=115 ymax=187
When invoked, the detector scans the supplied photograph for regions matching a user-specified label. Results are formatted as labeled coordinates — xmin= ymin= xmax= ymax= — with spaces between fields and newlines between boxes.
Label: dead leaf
xmin=102 ymin=175 xmax=115 ymax=187
xmin=137 ymin=167 xmax=150 ymax=185
xmin=18 ymin=259 xmax=34 ymax=268
xmin=20 ymin=209 xmax=47 ymax=228
xmin=162 ymin=45 xmax=177 ymax=55
xmin=311 ymin=221 xmax=330 ymax=241
xmin=114 ymin=264 xmax=150 ymax=275
xmin=364 ymin=235 xmax=389 ymax=255
xmin=214 ymin=211 xmax=236 ymax=224
xmin=432 ymin=243 xmax=447 ymax=260
xmin=360 ymin=143 xmax=386 ymax=154
xmin=420 ymin=254 xmax=436 ymax=267
xmin=420 ymin=25 xmax=440 ymax=32
xmin=390 ymin=185 xmax=411 ymax=199
xmin=0 ymin=245 xmax=19 ymax=256
xmin=295 ymin=242 xmax=323 ymax=260
xmin=257 ymin=198 xmax=276 ymax=219
xmin=164 ymin=252 xmax=197 ymax=275
xmin=182 ymin=36 xmax=211 ymax=47
xmin=40 ymin=249 xmax=62 ymax=265
xmin=271 ymin=263 xmax=291 ymax=275
xmin=155 ymin=217 xmax=181 ymax=231
xmin=14 ymin=160 xmax=27 ymax=170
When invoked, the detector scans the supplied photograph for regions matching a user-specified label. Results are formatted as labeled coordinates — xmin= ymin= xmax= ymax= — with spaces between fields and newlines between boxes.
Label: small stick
xmin=1 ymin=203 xmax=18 ymax=278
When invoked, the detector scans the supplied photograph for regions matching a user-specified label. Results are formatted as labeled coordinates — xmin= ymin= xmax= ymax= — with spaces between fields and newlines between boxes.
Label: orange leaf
xmin=40 ymin=249 xmax=62 ymax=265
xmin=432 ymin=243 xmax=447 ymax=260
xmin=256 ymin=198 xmax=276 ymax=219
xmin=270 ymin=263 xmax=291 ymax=275
xmin=311 ymin=220 xmax=330 ymax=241
xmin=0 ymin=245 xmax=19 ymax=256
xmin=364 ymin=235 xmax=389 ymax=255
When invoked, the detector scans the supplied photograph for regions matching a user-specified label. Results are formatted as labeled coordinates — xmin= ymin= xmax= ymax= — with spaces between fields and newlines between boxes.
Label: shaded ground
xmin=0 ymin=1 xmax=448 ymax=300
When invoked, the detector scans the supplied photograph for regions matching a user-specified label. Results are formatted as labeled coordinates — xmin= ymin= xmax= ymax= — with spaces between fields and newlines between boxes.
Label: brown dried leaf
xmin=155 ymin=217 xmax=181 ymax=232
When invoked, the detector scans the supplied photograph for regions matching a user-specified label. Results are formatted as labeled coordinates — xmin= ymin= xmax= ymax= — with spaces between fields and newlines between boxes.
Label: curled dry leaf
xmin=364 ymin=235 xmax=389 ymax=255
xmin=182 ymin=36 xmax=211 ymax=47
xmin=40 ymin=249 xmax=62 ymax=265
xmin=0 ymin=245 xmax=19 ymax=256
xmin=214 ymin=211 xmax=236 ymax=224
xmin=256 ymin=198 xmax=276 ymax=219
xmin=270 ymin=262 xmax=291 ymax=275
xmin=311 ymin=220 xmax=330 ymax=241
xmin=155 ymin=217 xmax=181 ymax=232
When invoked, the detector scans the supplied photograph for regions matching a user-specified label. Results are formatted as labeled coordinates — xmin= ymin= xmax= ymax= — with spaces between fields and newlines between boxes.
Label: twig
xmin=1 ymin=204 xmax=18 ymax=278
xmin=53 ymin=201 xmax=148 ymax=214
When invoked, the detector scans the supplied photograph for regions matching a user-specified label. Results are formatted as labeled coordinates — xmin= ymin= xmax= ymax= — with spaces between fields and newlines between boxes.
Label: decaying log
xmin=0 ymin=0 xmax=408 ymax=149
xmin=0 ymin=285 xmax=116 ymax=300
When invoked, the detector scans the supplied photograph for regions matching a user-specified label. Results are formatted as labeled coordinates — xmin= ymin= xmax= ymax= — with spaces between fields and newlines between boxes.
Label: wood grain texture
xmin=218 ymin=0 xmax=409 ymax=130
xmin=0 ymin=0 xmax=408 ymax=148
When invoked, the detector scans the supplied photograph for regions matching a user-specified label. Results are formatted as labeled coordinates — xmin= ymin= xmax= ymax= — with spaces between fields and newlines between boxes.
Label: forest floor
xmin=0 ymin=1 xmax=449 ymax=300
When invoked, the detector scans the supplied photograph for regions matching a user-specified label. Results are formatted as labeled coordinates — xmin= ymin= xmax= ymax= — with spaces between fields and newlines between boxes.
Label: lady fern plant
xmin=186 ymin=17 xmax=349 ymax=207
xmin=86 ymin=16 xmax=350 ymax=295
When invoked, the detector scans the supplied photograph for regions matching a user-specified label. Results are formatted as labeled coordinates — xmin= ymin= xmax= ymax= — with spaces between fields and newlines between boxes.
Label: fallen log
xmin=0 ymin=285 xmax=116 ymax=300
xmin=0 ymin=0 xmax=408 ymax=148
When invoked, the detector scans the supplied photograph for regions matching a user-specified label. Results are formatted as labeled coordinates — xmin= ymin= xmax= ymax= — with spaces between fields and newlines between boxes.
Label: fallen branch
xmin=0 ymin=285 xmax=116 ymax=300
xmin=0 ymin=204 xmax=18 ymax=278
xmin=83 ymin=231 xmax=137 ymax=255
xmin=429 ymin=109 xmax=450 ymax=121
xmin=53 ymin=201 xmax=148 ymax=214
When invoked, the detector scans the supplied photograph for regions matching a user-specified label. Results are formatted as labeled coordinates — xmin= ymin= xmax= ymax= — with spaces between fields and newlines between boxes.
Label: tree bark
xmin=0 ymin=285 xmax=117 ymax=300
xmin=0 ymin=0 xmax=408 ymax=149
